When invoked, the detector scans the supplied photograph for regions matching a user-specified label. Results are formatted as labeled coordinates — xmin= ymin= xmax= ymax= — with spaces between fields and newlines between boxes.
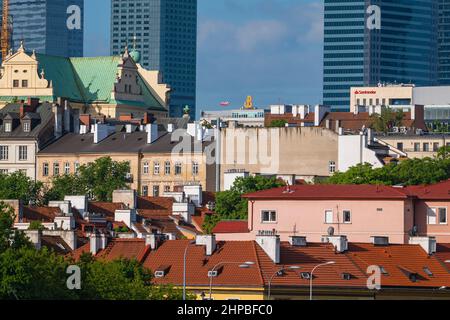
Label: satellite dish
xmin=409 ymin=225 xmax=418 ymax=237
xmin=327 ymin=226 xmax=335 ymax=236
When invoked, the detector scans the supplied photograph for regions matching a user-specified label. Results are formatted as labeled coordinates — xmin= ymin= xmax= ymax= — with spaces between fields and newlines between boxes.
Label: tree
xmin=203 ymin=176 xmax=284 ymax=233
xmin=45 ymin=157 xmax=130 ymax=202
xmin=269 ymin=119 xmax=287 ymax=128
xmin=0 ymin=171 xmax=43 ymax=204
xmin=0 ymin=202 xmax=31 ymax=253
xmin=370 ymin=108 xmax=404 ymax=133
xmin=436 ymin=145 xmax=450 ymax=160
xmin=326 ymin=157 xmax=450 ymax=186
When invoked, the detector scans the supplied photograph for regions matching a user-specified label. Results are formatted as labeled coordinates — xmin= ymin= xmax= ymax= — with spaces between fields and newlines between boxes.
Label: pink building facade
xmin=214 ymin=181 xmax=450 ymax=244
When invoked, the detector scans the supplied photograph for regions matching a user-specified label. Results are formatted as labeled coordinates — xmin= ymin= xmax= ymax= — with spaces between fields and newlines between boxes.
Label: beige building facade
xmin=350 ymin=85 xmax=414 ymax=113
xmin=378 ymin=135 xmax=450 ymax=159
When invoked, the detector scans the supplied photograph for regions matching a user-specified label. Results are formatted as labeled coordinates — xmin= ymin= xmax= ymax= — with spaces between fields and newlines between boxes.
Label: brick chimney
xmin=19 ymin=100 xmax=33 ymax=118
xmin=27 ymin=97 xmax=40 ymax=112
xmin=79 ymin=114 xmax=91 ymax=127
xmin=119 ymin=113 xmax=133 ymax=122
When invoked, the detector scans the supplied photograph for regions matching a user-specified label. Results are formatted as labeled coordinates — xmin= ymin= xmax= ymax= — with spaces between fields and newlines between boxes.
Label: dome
xmin=129 ymin=49 xmax=141 ymax=63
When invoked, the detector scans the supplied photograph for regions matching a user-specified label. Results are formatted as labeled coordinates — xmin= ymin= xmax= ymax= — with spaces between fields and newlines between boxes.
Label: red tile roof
xmin=243 ymin=184 xmax=409 ymax=200
xmin=402 ymin=180 xmax=450 ymax=200
xmin=137 ymin=196 xmax=174 ymax=217
xmin=346 ymin=243 xmax=450 ymax=288
xmin=143 ymin=240 xmax=264 ymax=288
xmin=256 ymin=242 xmax=367 ymax=288
xmin=22 ymin=206 xmax=62 ymax=223
xmin=88 ymin=202 xmax=126 ymax=221
xmin=212 ymin=221 xmax=249 ymax=234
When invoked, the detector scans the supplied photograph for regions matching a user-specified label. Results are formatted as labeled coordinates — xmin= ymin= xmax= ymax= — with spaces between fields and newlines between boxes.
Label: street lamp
xmin=268 ymin=266 xmax=301 ymax=300
xmin=208 ymin=261 xmax=255 ymax=300
xmin=310 ymin=261 xmax=335 ymax=301
xmin=183 ymin=240 xmax=196 ymax=300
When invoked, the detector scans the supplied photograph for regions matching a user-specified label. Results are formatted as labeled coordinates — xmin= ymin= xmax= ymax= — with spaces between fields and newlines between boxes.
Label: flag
xmin=220 ymin=101 xmax=230 ymax=107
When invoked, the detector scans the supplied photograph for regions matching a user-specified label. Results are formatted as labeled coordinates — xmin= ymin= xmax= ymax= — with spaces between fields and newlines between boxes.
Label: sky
xmin=84 ymin=0 xmax=324 ymax=115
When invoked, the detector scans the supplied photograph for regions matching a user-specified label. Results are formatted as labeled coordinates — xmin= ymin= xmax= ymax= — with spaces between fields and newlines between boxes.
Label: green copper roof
xmin=34 ymin=54 xmax=164 ymax=111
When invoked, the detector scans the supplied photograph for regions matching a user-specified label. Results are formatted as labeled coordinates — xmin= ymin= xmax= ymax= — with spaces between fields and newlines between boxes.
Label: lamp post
xmin=310 ymin=261 xmax=335 ymax=301
xmin=208 ymin=261 xmax=255 ymax=300
xmin=267 ymin=266 xmax=301 ymax=300
xmin=183 ymin=240 xmax=196 ymax=300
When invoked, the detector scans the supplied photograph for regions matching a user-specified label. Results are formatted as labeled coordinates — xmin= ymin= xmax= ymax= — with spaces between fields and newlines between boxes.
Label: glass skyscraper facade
xmin=439 ymin=0 xmax=450 ymax=84
xmin=110 ymin=0 xmax=197 ymax=118
xmin=1 ymin=0 xmax=84 ymax=57
xmin=323 ymin=0 xmax=439 ymax=110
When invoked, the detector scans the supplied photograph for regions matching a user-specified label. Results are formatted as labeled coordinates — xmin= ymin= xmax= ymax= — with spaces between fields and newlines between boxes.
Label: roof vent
xmin=371 ymin=236 xmax=389 ymax=246
xmin=300 ymin=272 xmax=311 ymax=280
xmin=208 ymin=270 xmax=218 ymax=278
xmin=154 ymin=265 xmax=171 ymax=278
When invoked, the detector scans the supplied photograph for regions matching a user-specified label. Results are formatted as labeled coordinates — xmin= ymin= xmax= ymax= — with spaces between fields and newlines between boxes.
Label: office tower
xmin=1 ymin=0 xmax=84 ymax=57
xmin=110 ymin=0 xmax=197 ymax=118
xmin=323 ymin=0 xmax=439 ymax=111
xmin=439 ymin=0 xmax=450 ymax=84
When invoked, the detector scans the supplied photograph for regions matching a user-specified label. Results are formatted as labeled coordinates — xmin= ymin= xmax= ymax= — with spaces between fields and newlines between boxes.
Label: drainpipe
xmin=215 ymin=117 xmax=221 ymax=192
xmin=249 ymin=200 xmax=255 ymax=232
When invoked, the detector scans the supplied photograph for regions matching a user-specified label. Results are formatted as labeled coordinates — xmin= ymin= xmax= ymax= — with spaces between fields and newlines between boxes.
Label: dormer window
xmin=23 ymin=121 xmax=30 ymax=132
xmin=4 ymin=122 xmax=11 ymax=132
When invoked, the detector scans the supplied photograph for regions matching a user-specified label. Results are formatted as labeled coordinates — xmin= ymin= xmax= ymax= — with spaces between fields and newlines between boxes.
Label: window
xmin=165 ymin=161 xmax=171 ymax=175
xmin=23 ymin=122 xmax=30 ymax=132
xmin=414 ymin=143 xmax=420 ymax=152
xmin=192 ymin=161 xmax=199 ymax=176
xmin=423 ymin=143 xmax=430 ymax=152
xmin=329 ymin=161 xmax=336 ymax=174
xmin=18 ymin=146 xmax=27 ymax=161
xmin=175 ymin=162 xmax=182 ymax=175
xmin=397 ymin=143 xmax=403 ymax=151
xmin=0 ymin=169 xmax=8 ymax=174
xmin=439 ymin=208 xmax=447 ymax=225
xmin=43 ymin=163 xmax=49 ymax=176
xmin=325 ymin=210 xmax=333 ymax=224
xmin=343 ymin=210 xmax=351 ymax=223
xmin=427 ymin=208 xmax=437 ymax=225
xmin=74 ymin=162 xmax=80 ymax=174
xmin=0 ymin=146 xmax=8 ymax=160
xmin=53 ymin=162 xmax=60 ymax=176
xmin=153 ymin=185 xmax=160 ymax=197
xmin=13 ymin=80 xmax=19 ymax=87
xmin=433 ymin=143 xmax=440 ymax=152
xmin=261 ymin=210 xmax=277 ymax=223
xmin=164 ymin=185 xmax=171 ymax=193
xmin=22 ymin=80 xmax=28 ymax=88
xmin=142 ymin=185 xmax=148 ymax=196
xmin=64 ymin=162 xmax=70 ymax=175
xmin=143 ymin=161 xmax=149 ymax=174
xmin=4 ymin=122 xmax=11 ymax=132
xmin=153 ymin=162 xmax=160 ymax=175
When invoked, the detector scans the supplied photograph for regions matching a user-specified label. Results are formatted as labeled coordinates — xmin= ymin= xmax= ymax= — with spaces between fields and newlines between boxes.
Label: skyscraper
xmin=110 ymin=0 xmax=197 ymax=118
xmin=2 ymin=0 xmax=84 ymax=57
xmin=439 ymin=0 xmax=450 ymax=84
xmin=323 ymin=0 xmax=439 ymax=110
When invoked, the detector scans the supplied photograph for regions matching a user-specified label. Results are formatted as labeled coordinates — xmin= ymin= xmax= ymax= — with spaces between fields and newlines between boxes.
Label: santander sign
xmin=354 ymin=90 xmax=377 ymax=95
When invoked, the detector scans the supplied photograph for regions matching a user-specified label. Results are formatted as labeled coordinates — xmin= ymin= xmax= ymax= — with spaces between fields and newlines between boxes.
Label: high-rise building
xmin=323 ymin=0 xmax=439 ymax=111
xmin=110 ymin=0 xmax=197 ymax=118
xmin=1 ymin=0 xmax=84 ymax=57
xmin=439 ymin=0 xmax=450 ymax=84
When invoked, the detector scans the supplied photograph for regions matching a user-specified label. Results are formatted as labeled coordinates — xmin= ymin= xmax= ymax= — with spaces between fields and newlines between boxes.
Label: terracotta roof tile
xmin=212 ymin=221 xmax=249 ymax=234
xmin=402 ymin=180 xmax=450 ymax=200
xmin=243 ymin=184 xmax=409 ymax=200
xmin=137 ymin=196 xmax=174 ymax=217
xmin=143 ymin=240 xmax=264 ymax=287
xmin=22 ymin=206 xmax=62 ymax=223
xmin=88 ymin=202 xmax=126 ymax=221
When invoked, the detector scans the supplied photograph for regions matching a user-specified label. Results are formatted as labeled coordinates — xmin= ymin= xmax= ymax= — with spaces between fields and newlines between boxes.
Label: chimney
xmin=94 ymin=123 xmax=114 ymax=144
xmin=143 ymin=113 xmax=154 ymax=125
xmin=114 ymin=209 xmax=137 ymax=228
xmin=145 ymin=234 xmax=165 ymax=250
xmin=167 ymin=123 xmax=174 ymax=133
xmin=183 ymin=184 xmax=203 ymax=207
xmin=314 ymin=105 xmax=330 ymax=126
xmin=196 ymin=234 xmax=217 ymax=256
xmin=79 ymin=114 xmax=91 ymax=127
xmin=411 ymin=104 xmax=424 ymax=122
xmin=89 ymin=232 xmax=107 ymax=255
xmin=325 ymin=119 xmax=331 ymax=129
xmin=27 ymin=97 xmax=39 ymax=112
xmin=409 ymin=236 xmax=437 ymax=255
xmin=327 ymin=235 xmax=348 ymax=253
xmin=146 ymin=123 xmax=158 ymax=144
xmin=298 ymin=105 xmax=309 ymax=120
xmin=24 ymin=230 xmax=42 ymax=250
xmin=119 ymin=113 xmax=133 ymax=122
xmin=338 ymin=127 xmax=344 ymax=136
xmin=256 ymin=230 xmax=280 ymax=263
xmin=367 ymin=128 xmax=374 ymax=145
xmin=64 ymin=195 xmax=88 ymax=215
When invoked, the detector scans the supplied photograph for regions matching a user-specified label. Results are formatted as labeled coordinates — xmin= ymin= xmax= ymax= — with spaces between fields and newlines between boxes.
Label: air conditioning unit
xmin=392 ymin=127 xmax=399 ymax=133
xmin=321 ymin=236 xmax=329 ymax=243
xmin=208 ymin=270 xmax=218 ymax=278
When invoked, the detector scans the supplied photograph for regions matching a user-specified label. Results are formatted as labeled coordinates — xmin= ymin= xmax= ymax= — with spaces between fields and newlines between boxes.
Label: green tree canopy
xmin=326 ymin=157 xmax=450 ymax=186
xmin=370 ymin=107 xmax=404 ymax=133
xmin=0 ymin=172 xmax=43 ymax=204
xmin=269 ymin=119 xmax=287 ymax=128
xmin=46 ymin=157 xmax=131 ymax=202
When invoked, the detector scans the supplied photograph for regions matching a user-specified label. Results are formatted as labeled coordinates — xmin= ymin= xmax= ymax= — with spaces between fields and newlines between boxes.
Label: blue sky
xmin=84 ymin=0 xmax=324 ymax=114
